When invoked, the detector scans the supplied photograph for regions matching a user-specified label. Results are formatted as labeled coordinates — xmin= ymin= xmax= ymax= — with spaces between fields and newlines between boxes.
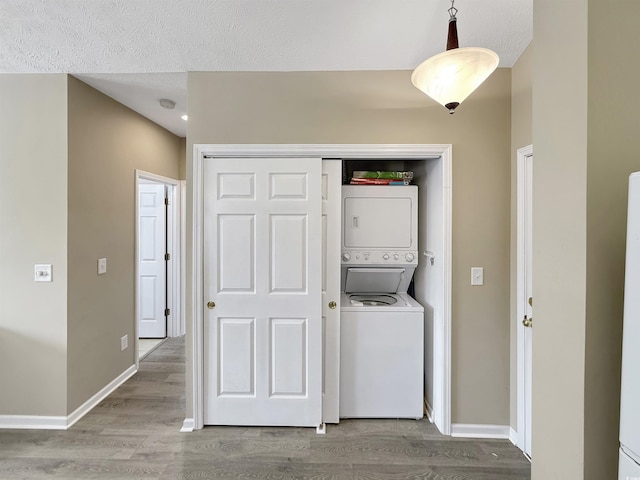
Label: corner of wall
xmin=0 ymin=74 xmax=69 ymax=417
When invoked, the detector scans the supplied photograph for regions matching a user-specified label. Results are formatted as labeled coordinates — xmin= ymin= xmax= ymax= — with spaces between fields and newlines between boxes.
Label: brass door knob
xmin=207 ymin=301 xmax=216 ymax=309
xmin=328 ymin=301 xmax=337 ymax=310
xmin=522 ymin=315 xmax=533 ymax=328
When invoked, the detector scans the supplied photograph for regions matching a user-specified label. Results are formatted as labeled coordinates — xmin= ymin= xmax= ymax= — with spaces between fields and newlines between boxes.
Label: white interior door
xmin=138 ymin=182 xmax=167 ymax=338
xmin=321 ymin=159 xmax=341 ymax=424
xmin=517 ymin=146 xmax=533 ymax=457
xmin=204 ymin=157 xmax=323 ymax=427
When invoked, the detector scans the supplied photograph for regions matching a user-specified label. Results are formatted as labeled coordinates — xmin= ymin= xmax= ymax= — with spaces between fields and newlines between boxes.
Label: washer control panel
xmin=342 ymin=251 xmax=418 ymax=265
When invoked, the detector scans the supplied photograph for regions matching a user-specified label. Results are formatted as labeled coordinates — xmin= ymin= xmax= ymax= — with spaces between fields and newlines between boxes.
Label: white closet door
xmin=204 ymin=157 xmax=323 ymax=427
xmin=321 ymin=159 xmax=341 ymax=423
xmin=138 ymin=183 xmax=167 ymax=338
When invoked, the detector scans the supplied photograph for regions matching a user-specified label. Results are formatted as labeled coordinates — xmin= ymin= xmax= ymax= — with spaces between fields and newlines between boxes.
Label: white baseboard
xmin=66 ymin=364 xmax=137 ymax=428
xmin=0 ymin=415 xmax=68 ymax=430
xmin=181 ymin=418 xmax=195 ymax=432
xmin=450 ymin=423 xmax=511 ymax=439
xmin=0 ymin=364 xmax=137 ymax=430
xmin=509 ymin=426 xmax=518 ymax=445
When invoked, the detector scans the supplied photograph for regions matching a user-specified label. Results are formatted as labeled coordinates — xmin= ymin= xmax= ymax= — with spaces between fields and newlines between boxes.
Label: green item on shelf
xmin=352 ymin=171 xmax=413 ymax=180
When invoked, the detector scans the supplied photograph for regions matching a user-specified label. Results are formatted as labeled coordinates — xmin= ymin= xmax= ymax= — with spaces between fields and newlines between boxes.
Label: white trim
xmin=439 ymin=145 xmax=453 ymax=435
xmin=191 ymin=146 xmax=205 ymax=430
xmin=197 ymin=144 xmax=447 ymax=159
xmin=66 ymin=364 xmax=137 ymax=428
xmin=190 ymin=144 xmax=452 ymax=434
xmin=450 ymin=423 xmax=511 ymax=439
xmin=180 ymin=418 xmax=195 ymax=432
xmin=0 ymin=364 xmax=137 ymax=430
xmin=136 ymin=170 xmax=181 ymax=186
xmin=167 ymin=176 xmax=182 ymax=338
xmin=516 ymin=145 xmax=533 ymax=454
xmin=424 ymin=399 xmax=434 ymax=423
xmin=179 ymin=180 xmax=187 ymax=338
xmin=166 ymin=184 xmax=176 ymax=337
xmin=0 ymin=415 xmax=67 ymax=430
xmin=509 ymin=427 xmax=518 ymax=446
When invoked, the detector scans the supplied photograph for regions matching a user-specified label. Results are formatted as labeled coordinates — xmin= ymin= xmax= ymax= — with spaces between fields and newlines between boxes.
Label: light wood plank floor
xmin=138 ymin=338 xmax=167 ymax=361
xmin=0 ymin=337 xmax=531 ymax=479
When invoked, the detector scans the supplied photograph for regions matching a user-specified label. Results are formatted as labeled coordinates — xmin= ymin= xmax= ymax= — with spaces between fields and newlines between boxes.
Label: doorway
xmin=187 ymin=144 xmax=452 ymax=433
xmin=516 ymin=145 xmax=533 ymax=458
xmin=135 ymin=170 xmax=183 ymax=364
xmin=342 ymin=157 xmax=449 ymax=431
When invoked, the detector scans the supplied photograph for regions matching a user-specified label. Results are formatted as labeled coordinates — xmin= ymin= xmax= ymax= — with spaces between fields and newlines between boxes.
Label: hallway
xmin=0 ymin=337 xmax=530 ymax=479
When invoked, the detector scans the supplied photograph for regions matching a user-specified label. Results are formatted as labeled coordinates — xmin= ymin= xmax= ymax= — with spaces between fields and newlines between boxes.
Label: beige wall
xmin=511 ymin=45 xmax=533 ymax=154
xmin=583 ymin=1 xmax=640 ymax=477
xmin=533 ymin=0 xmax=640 ymax=477
xmin=179 ymin=137 xmax=187 ymax=180
xmin=0 ymin=74 xmax=69 ymax=416
xmin=532 ymin=0 xmax=588 ymax=476
xmin=187 ymin=69 xmax=512 ymax=425
xmin=66 ymin=76 xmax=182 ymax=412
xmin=509 ymin=44 xmax=532 ymax=428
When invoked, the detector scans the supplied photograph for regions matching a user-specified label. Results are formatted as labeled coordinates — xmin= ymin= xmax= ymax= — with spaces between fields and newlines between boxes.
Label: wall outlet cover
xmin=98 ymin=258 xmax=107 ymax=275
xmin=471 ymin=267 xmax=484 ymax=286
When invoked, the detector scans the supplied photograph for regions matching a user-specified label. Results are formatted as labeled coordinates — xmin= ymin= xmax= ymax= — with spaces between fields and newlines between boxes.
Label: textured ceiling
xmin=1 ymin=0 xmax=532 ymax=137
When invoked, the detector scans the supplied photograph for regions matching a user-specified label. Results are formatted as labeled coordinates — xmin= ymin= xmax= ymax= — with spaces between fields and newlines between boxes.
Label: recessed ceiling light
xmin=181 ymin=114 xmax=188 ymax=121
xmin=159 ymin=98 xmax=176 ymax=109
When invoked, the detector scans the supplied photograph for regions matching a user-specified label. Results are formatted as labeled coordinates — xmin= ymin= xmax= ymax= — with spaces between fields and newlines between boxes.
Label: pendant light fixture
xmin=411 ymin=0 xmax=499 ymax=113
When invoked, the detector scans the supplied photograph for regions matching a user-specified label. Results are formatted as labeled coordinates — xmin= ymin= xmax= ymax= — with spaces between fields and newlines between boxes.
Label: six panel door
xmin=138 ymin=182 xmax=167 ymax=338
xmin=203 ymin=157 xmax=323 ymax=427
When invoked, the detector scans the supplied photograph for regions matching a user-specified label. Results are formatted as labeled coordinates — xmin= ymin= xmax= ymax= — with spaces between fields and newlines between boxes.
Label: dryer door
xmin=342 ymin=186 xmax=417 ymax=251
xmin=343 ymin=197 xmax=413 ymax=249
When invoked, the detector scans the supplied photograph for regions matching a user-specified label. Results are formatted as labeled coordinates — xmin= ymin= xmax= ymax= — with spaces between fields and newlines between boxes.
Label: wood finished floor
xmin=0 ymin=337 xmax=531 ymax=479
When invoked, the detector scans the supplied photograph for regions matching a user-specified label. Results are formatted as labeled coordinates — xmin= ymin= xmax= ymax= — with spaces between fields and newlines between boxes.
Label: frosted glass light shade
xmin=411 ymin=47 xmax=499 ymax=113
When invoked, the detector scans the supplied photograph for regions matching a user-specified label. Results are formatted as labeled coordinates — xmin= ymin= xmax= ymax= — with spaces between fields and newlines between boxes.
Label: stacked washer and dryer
xmin=339 ymin=185 xmax=424 ymax=419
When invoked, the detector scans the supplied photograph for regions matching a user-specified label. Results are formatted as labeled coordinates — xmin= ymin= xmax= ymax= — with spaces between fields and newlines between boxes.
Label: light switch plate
xmin=98 ymin=258 xmax=107 ymax=275
xmin=34 ymin=264 xmax=52 ymax=282
xmin=471 ymin=267 xmax=484 ymax=286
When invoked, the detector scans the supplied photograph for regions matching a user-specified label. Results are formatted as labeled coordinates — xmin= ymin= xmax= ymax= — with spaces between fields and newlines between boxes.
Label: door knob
xmin=207 ymin=301 xmax=216 ymax=309
xmin=522 ymin=315 xmax=532 ymax=327
xmin=328 ymin=301 xmax=337 ymax=310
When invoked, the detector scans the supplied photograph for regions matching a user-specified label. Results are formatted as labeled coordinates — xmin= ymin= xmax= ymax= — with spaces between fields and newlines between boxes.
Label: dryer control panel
xmin=341 ymin=251 xmax=418 ymax=265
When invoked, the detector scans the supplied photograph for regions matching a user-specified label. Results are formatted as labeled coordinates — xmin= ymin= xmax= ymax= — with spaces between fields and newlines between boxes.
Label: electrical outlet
xmin=120 ymin=335 xmax=128 ymax=351
xmin=98 ymin=258 xmax=107 ymax=275
xmin=471 ymin=267 xmax=484 ymax=286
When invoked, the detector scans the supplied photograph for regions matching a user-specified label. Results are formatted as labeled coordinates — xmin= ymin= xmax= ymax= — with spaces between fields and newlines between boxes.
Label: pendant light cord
xmin=447 ymin=0 xmax=458 ymax=20
xmin=446 ymin=0 xmax=459 ymax=50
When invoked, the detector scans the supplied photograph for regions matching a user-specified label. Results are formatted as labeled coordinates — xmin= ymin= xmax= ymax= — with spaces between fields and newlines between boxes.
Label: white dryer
xmin=341 ymin=185 xmax=418 ymax=267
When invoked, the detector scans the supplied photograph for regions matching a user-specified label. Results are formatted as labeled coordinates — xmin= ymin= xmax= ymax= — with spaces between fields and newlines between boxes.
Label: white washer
xmin=340 ymin=290 xmax=424 ymax=419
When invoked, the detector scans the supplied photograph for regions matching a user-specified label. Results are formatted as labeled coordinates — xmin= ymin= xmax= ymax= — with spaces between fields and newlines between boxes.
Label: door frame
xmin=135 ymin=170 xmax=183 ymax=367
xmin=516 ymin=144 xmax=533 ymax=455
xmin=187 ymin=144 xmax=453 ymax=433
